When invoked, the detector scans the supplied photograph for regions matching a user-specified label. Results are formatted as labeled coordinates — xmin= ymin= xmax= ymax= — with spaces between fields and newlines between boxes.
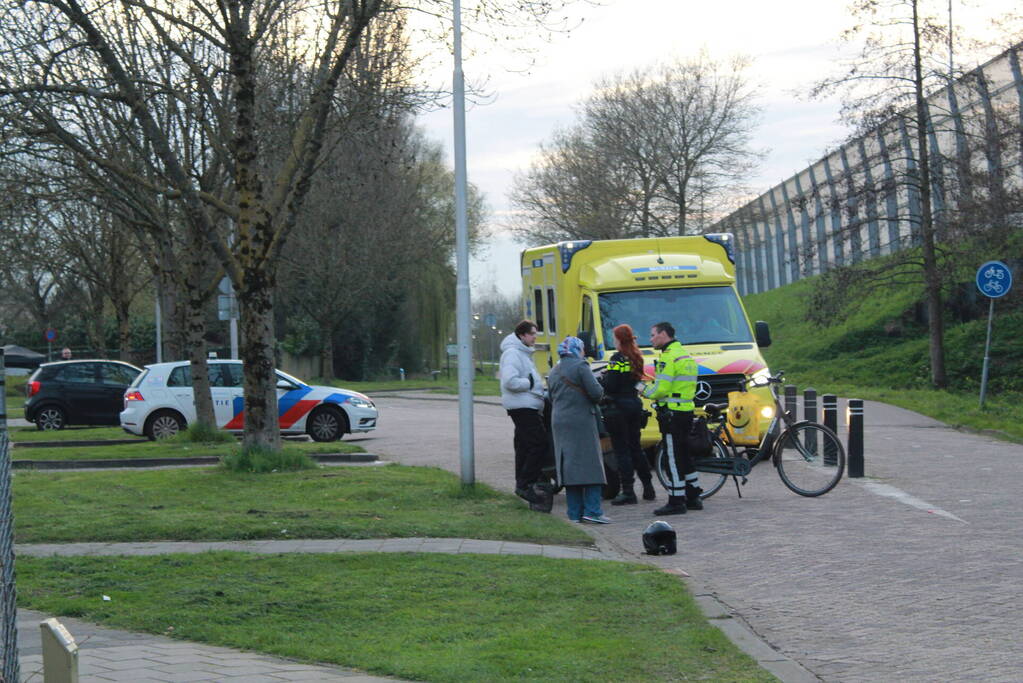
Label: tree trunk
xmin=912 ymin=0 xmax=947 ymax=388
xmin=115 ymin=302 xmax=133 ymax=362
xmin=321 ymin=335 xmax=335 ymax=380
xmin=239 ymin=277 xmax=280 ymax=451
xmin=183 ymin=244 xmax=216 ymax=428
xmin=155 ymin=238 xmax=184 ymax=362
xmin=87 ymin=292 xmax=107 ymax=358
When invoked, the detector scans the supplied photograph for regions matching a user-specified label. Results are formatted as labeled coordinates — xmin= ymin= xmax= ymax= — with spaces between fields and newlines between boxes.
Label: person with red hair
xmin=603 ymin=323 xmax=656 ymax=505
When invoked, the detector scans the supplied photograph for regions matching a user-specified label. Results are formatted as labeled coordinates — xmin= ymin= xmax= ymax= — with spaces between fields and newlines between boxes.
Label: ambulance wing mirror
xmin=755 ymin=321 xmax=772 ymax=348
xmin=577 ymin=330 xmax=597 ymax=359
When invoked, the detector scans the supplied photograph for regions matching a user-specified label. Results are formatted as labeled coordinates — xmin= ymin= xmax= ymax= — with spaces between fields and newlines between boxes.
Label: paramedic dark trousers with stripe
xmin=662 ymin=411 xmax=698 ymax=498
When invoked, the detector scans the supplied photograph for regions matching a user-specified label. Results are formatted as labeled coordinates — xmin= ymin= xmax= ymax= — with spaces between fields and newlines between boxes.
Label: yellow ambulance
xmin=520 ymin=234 xmax=774 ymax=448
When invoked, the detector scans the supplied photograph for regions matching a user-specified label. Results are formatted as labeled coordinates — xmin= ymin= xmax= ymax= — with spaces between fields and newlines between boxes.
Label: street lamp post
xmin=453 ymin=0 xmax=475 ymax=487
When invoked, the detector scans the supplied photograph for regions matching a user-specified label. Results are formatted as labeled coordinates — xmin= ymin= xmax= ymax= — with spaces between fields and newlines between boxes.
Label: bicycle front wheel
xmin=654 ymin=438 xmax=729 ymax=500
xmin=773 ymin=422 xmax=845 ymax=497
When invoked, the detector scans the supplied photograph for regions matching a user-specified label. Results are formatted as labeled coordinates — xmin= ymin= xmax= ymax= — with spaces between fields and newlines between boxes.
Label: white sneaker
xmin=581 ymin=514 xmax=611 ymax=524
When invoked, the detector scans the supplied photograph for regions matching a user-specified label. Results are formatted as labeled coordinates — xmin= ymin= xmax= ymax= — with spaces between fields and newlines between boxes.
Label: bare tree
xmin=511 ymin=52 xmax=763 ymax=244
xmin=809 ymin=0 xmax=1023 ymax=388
xmin=0 ymin=0 xmax=581 ymax=450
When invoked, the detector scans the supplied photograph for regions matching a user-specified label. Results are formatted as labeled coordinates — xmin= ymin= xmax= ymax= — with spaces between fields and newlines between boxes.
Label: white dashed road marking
xmin=858 ymin=481 xmax=968 ymax=523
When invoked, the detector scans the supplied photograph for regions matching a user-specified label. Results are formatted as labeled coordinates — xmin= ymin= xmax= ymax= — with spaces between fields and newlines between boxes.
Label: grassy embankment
xmin=743 ymin=263 xmax=1023 ymax=443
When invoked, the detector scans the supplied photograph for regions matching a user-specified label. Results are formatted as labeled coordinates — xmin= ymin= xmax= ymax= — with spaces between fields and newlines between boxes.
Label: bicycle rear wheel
xmin=654 ymin=438 xmax=729 ymax=500
xmin=773 ymin=422 xmax=845 ymax=497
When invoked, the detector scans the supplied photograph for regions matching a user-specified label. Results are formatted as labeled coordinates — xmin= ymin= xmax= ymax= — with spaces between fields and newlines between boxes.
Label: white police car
xmin=119 ymin=360 xmax=377 ymax=441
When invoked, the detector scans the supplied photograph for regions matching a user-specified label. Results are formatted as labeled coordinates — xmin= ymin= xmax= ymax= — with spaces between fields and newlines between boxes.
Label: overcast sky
xmin=416 ymin=0 xmax=1014 ymax=297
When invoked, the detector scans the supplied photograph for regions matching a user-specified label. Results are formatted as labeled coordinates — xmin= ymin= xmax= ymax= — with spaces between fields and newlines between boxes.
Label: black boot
xmin=529 ymin=482 xmax=554 ymax=513
xmin=641 ymin=478 xmax=657 ymax=501
xmin=685 ymin=485 xmax=704 ymax=510
xmin=611 ymin=485 xmax=637 ymax=506
xmin=653 ymin=495 xmax=687 ymax=516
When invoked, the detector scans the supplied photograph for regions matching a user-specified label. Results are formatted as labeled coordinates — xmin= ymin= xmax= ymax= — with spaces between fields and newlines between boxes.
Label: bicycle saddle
xmin=703 ymin=403 xmax=726 ymax=419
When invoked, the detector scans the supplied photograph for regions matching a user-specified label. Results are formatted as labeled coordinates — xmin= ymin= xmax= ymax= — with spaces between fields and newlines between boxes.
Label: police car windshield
xmin=598 ymin=286 xmax=753 ymax=347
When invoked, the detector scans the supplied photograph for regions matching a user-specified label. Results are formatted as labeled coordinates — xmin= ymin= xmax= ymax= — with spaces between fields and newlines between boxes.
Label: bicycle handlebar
xmin=738 ymin=370 xmax=785 ymax=390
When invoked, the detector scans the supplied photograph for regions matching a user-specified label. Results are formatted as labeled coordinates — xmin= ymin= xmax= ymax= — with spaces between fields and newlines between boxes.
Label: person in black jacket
xmin=604 ymin=323 xmax=656 ymax=505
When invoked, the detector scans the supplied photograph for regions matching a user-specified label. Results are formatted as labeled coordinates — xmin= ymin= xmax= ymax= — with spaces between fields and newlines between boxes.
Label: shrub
xmin=220 ymin=445 xmax=318 ymax=473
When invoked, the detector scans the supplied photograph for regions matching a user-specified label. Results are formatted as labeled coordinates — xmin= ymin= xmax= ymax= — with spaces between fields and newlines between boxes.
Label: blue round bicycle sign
xmin=976 ymin=261 xmax=1012 ymax=298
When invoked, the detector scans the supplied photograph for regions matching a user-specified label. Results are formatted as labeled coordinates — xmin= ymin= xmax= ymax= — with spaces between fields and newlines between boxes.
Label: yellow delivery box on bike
xmin=520 ymin=234 xmax=775 ymax=448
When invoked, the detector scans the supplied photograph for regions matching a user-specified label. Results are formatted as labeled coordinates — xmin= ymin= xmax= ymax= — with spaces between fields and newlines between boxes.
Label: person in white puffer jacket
xmin=500 ymin=320 xmax=552 ymax=512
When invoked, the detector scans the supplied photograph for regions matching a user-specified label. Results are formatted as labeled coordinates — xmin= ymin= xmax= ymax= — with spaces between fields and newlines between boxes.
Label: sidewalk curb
xmin=13 ymin=452 xmax=378 ymax=470
xmin=688 ymin=580 xmax=820 ymax=683
xmin=584 ymin=525 xmax=818 ymax=682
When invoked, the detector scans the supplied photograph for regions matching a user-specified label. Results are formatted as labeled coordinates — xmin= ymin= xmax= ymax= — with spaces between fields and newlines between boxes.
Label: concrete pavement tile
xmin=498 ymin=541 xmax=542 ymax=555
xmin=144 ymin=671 xmax=226 ymax=682
xmin=292 ymin=540 xmax=347 ymax=552
xmin=457 ymin=541 xmax=502 ymax=554
xmin=272 ymin=673 xmax=363 ymax=681
xmin=418 ymin=540 xmax=464 ymax=553
xmin=344 ymin=540 xmax=385 ymax=551
xmin=211 ymin=674 xmax=293 ymax=682
xmin=540 ymin=546 xmax=584 ymax=559
xmin=93 ymin=668 xmax=187 ymax=681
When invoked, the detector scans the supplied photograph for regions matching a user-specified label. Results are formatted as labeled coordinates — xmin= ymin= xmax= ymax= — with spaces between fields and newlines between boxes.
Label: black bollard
xmin=784 ymin=384 xmax=797 ymax=421
xmin=822 ymin=394 xmax=838 ymax=466
xmin=803 ymin=388 xmax=817 ymax=453
xmin=847 ymin=398 xmax=864 ymax=477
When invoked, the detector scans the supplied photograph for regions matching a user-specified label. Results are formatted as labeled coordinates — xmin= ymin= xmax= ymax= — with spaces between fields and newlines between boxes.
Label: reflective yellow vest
xmin=643 ymin=339 xmax=697 ymax=412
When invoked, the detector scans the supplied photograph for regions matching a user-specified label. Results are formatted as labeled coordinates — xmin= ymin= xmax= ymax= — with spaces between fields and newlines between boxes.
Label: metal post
xmin=847 ymin=398 xmax=864 ymax=478
xmin=452 ymin=0 xmax=475 ymax=486
xmin=979 ymin=297 xmax=995 ymax=408
xmin=803 ymin=388 xmax=817 ymax=453
xmin=0 ymin=350 xmax=21 ymax=683
xmin=784 ymin=384 xmax=797 ymax=420
xmin=822 ymin=394 xmax=838 ymax=466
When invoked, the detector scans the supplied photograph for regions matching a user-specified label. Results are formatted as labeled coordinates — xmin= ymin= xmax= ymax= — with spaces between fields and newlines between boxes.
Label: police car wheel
xmin=308 ymin=406 xmax=347 ymax=442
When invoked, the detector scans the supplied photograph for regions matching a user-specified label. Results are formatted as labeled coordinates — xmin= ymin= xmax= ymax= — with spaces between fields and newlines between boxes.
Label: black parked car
xmin=24 ymin=360 xmax=142 ymax=430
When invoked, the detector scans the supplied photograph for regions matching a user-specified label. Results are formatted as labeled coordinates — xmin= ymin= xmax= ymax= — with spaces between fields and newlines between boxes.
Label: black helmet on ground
xmin=642 ymin=520 xmax=677 ymax=555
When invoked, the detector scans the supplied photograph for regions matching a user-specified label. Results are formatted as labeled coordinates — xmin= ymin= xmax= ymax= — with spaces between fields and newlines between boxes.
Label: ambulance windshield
xmin=598 ymin=286 xmax=753 ymax=347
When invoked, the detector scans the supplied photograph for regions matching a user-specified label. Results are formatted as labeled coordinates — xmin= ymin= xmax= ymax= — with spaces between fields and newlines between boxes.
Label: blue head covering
xmin=557 ymin=336 xmax=585 ymax=358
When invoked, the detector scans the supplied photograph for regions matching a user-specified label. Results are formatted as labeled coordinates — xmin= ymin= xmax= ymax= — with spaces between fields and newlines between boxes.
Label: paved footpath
xmin=359 ymin=394 xmax=1023 ymax=682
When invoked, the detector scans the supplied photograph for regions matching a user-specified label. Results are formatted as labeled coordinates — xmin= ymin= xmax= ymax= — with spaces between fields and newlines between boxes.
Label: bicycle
xmin=654 ymin=371 xmax=846 ymax=498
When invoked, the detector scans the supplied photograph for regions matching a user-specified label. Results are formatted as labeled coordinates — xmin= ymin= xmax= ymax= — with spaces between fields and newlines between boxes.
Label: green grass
xmin=16 ymin=553 xmax=773 ymax=682
xmin=8 ymin=426 xmax=139 ymax=443
xmin=11 ymin=437 xmax=361 ymax=461
xmin=3 ymin=394 xmax=24 ymax=414
xmin=13 ymin=465 xmax=591 ymax=546
xmin=220 ymin=444 xmax=318 ymax=472
xmin=743 ymin=263 xmax=1023 ymax=441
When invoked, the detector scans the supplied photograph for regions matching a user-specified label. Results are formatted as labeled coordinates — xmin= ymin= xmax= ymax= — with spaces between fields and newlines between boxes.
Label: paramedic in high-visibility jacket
xmin=643 ymin=322 xmax=703 ymax=515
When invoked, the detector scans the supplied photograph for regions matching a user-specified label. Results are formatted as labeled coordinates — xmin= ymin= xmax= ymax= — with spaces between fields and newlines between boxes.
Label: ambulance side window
xmin=546 ymin=288 xmax=556 ymax=335
xmin=580 ymin=296 xmax=593 ymax=335
xmin=533 ymin=289 xmax=544 ymax=333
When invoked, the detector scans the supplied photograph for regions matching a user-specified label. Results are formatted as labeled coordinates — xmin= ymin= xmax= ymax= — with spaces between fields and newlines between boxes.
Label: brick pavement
xmin=364 ymin=394 xmax=1023 ymax=682
xmin=16 ymin=608 xmax=399 ymax=682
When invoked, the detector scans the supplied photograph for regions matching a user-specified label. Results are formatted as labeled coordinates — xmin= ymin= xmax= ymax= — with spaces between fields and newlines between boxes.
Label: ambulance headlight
xmin=761 ymin=406 xmax=775 ymax=419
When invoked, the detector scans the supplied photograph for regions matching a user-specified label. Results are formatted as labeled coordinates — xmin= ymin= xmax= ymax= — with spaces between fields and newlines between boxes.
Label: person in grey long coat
xmin=547 ymin=336 xmax=609 ymax=524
